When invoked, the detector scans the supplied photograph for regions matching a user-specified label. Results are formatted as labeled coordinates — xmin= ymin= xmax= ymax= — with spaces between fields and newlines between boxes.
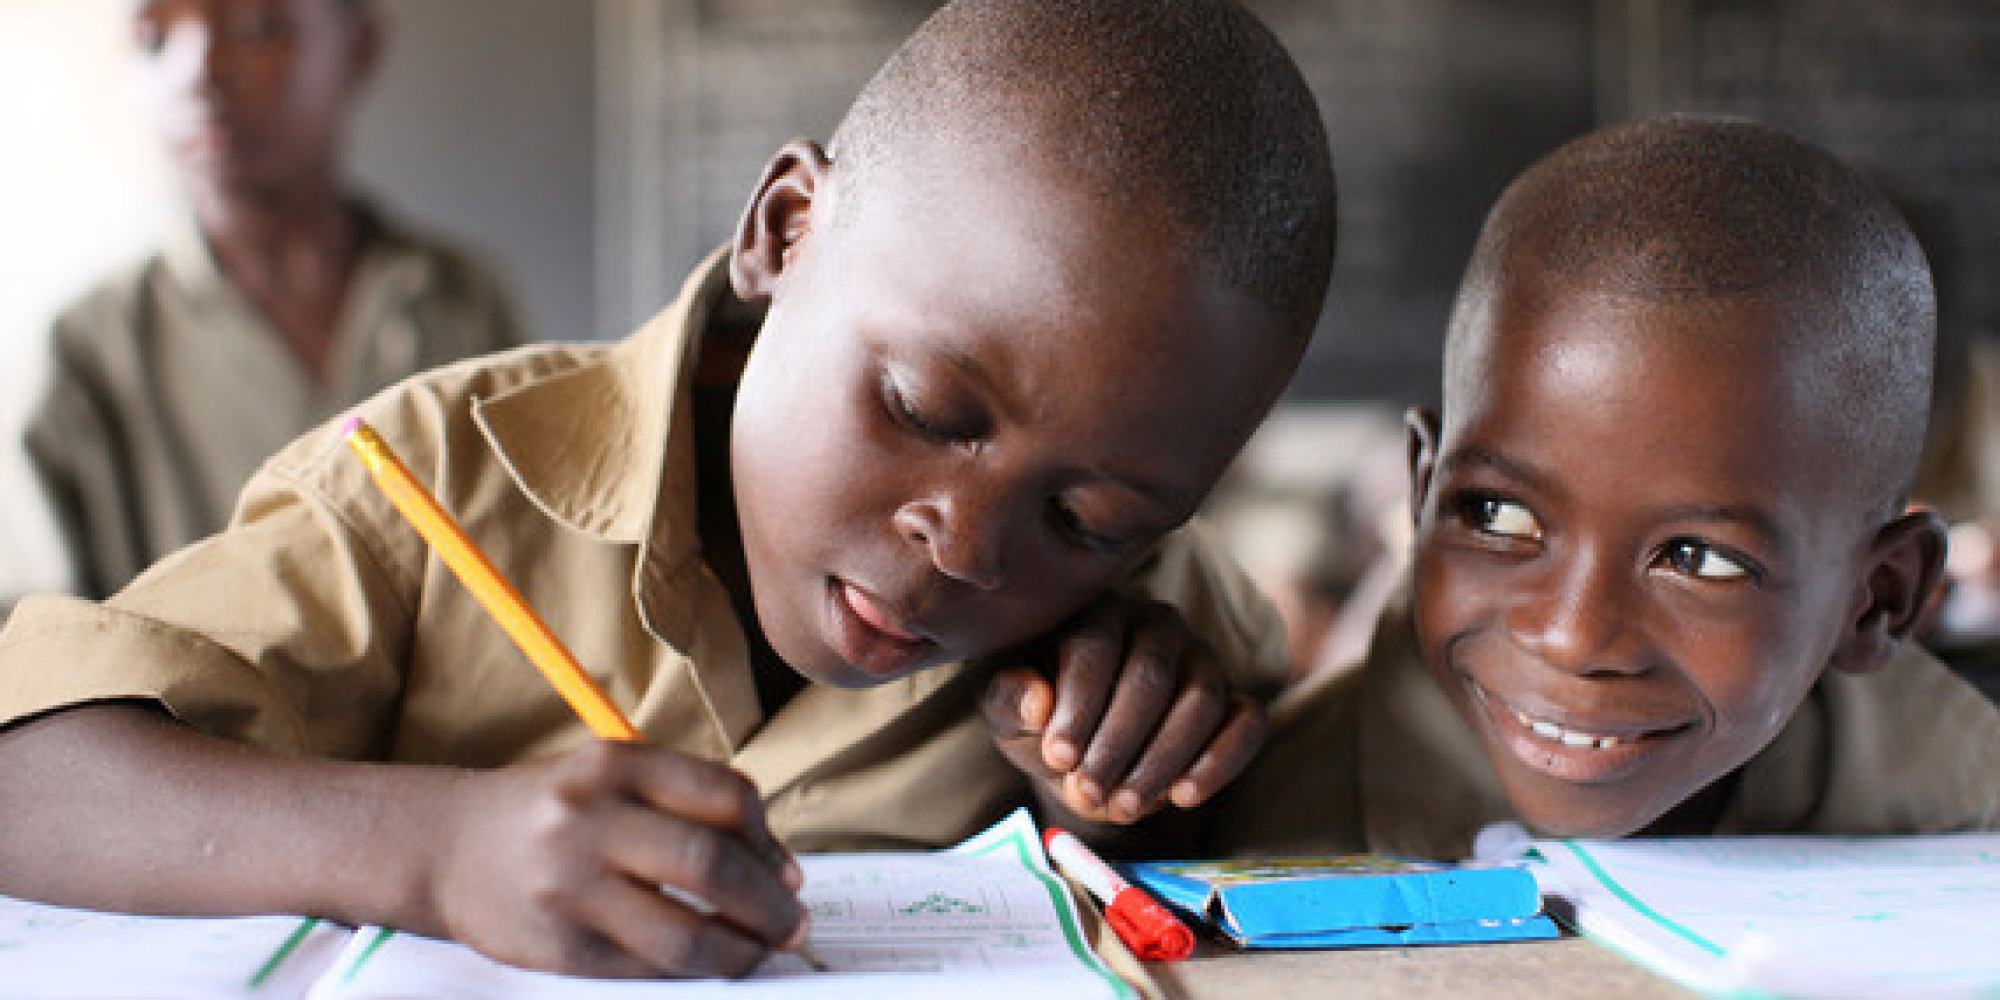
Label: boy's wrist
xmin=284 ymin=757 xmax=474 ymax=938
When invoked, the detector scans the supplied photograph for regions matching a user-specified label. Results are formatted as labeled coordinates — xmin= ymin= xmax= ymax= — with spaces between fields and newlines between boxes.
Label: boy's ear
xmin=730 ymin=139 xmax=832 ymax=303
xmin=1831 ymin=508 xmax=1948 ymax=675
xmin=1404 ymin=407 xmax=1441 ymax=529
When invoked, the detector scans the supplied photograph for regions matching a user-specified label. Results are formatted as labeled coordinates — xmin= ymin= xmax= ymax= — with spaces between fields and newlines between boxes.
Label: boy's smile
xmin=1409 ymin=275 xmax=1883 ymax=837
xmin=725 ymin=139 xmax=1300 ymax=689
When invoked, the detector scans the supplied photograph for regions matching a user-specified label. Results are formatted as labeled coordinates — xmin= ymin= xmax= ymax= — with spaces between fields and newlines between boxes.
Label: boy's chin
xmin=1502 ymin=778 xmax=1679 ymax=841
xmin=797 ymin=658 xmax=910 ymax=689
xmin=773 ymin=632 xmax=932 ymax=690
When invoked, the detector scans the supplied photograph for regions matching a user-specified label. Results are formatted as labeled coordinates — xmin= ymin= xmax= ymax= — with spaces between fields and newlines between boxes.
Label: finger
xmin=606 ymin=746 xmax=800 ymax=891
xmin=1056 ymin=769 xmax=1119 ymax=825
xmin=581 ymin=873 xmax=770 ymax=979
xmin=981 ymin=666 xmax=1055 ymax=739
xmin=1104 ymin=656 xmax=1227 ymax=822
xmin=1073 ymin=603 xmax=1186 ymax=807
xmin=1166 ymin=697 xmax=1267 ymax=809
xmin=603 ymin=804 xmax=805 ymax=950
xmin=1043 ymin=599 xmax=1133 ymax=777
xmin=981 ymin=667 xmax=1058 ymax=778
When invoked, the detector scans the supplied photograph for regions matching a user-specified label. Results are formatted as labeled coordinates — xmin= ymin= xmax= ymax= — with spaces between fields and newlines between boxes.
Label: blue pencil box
xmin=1119 ymin=855 xmax=1559 ymax=949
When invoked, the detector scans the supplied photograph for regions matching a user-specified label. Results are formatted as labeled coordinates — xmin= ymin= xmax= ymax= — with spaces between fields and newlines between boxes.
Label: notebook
xmin=0 ymin=809 xmax=1135 ymax=1000
xmin=1492 ymin=828 xmax=2000 ymax=999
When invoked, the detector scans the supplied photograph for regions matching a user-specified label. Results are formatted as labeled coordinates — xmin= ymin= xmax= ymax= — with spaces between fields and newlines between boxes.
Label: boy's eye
xmin=884 ymin=378 xmax=971 ymax=444
xmin=1050 ymin=501 xmax=1127 ymax=557
xmin=1457 ymin=494 xmax=1543 ymax=541
xmin=1657 ymin=539 xmax=1752 ymax=581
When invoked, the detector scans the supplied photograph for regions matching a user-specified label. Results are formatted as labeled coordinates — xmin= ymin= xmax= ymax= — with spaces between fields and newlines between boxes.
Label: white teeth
xmin=1514 ymin=708 xmax=1625 ymax=750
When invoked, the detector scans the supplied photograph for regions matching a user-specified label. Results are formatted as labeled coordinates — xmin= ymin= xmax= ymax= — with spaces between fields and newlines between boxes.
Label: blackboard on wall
xmin=1256 ymin=0 xmax=1594 ymax=406
xmin=605 ymin=0 xmax=1997 ymax=408
xmin=1648 ymin=0 xmax=2000 ymax=360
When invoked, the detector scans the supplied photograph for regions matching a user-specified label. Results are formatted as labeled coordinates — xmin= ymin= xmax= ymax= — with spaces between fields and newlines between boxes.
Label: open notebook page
xmin=306 ymin=807 xmax=1136 ymax=1000
xmin=1513 ymin=831 xmax=2000 ymax=999
xmin=0 ymin=897 xmax=348 ymax=999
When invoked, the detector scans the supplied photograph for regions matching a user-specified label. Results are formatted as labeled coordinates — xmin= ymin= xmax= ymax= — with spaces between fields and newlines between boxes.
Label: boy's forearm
xmin=0 ymin=701 xmax=459 ymax=934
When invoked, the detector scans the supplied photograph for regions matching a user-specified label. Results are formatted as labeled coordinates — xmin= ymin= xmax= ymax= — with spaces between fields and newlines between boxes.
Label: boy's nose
xmin=1505 ymin=552 xmax=1647 ymax=676
xmin=892 ymin=495 xmax=1006 ymax=591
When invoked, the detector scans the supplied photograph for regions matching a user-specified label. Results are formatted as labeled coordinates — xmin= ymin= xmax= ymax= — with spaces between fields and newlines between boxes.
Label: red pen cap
xmin=1106 ymin=886 xmax=1195 ymax=962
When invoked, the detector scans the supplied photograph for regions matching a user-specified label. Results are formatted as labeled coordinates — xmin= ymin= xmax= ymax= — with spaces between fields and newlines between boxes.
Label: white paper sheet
xmin=307 ymin=808 xmax=1134 ymax=999
xmin=1522 ymin=832 xmax=2000 ymax=999
xmin=0 ymin=897 xmax=347 ymax=999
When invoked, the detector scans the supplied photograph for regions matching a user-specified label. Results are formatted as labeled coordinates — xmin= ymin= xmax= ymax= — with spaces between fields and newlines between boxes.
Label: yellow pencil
xmin=341 ymin=416 xmax=642 ymax=743
xmin=341 ymin=416 xmax=827 ymax=971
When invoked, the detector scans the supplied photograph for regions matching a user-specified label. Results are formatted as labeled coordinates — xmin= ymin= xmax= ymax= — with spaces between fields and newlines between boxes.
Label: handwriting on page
xmin=309 ymin=808 xmax=1136 ymax=999
xmin=797 ymin=855 xmax=1070 ymax=972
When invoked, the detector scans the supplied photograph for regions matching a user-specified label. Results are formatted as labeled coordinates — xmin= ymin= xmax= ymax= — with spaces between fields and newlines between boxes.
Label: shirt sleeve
xmin=0 ymin=420 xmax=417 ymax=759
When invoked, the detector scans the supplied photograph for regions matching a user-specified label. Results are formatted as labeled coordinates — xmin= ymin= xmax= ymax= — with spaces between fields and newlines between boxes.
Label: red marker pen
xmin=1044 ymin=827 xmax=1195 ymax=962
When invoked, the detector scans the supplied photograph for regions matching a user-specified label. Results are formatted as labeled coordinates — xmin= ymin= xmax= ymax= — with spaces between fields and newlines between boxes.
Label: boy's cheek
xmin=1410 ymin=553 xmax=1483 ymax=653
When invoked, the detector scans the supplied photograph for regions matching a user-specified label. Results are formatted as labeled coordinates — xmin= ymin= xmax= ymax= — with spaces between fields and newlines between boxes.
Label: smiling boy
xmin=1216 ymin=115 xmax=2000 ymax=861
xmin=0 ymin=0 xmax=1335 ymax=979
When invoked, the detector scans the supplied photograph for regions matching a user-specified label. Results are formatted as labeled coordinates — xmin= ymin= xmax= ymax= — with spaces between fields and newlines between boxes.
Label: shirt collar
xmin=468 ymin=246 xmax=740 ymax=572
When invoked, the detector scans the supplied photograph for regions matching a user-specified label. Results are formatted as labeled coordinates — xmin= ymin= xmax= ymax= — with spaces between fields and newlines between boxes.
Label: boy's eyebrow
xmin=1446 ymin=447 xmax=1789 ymax=549
xmin=1440 ymin=447 xmax=1553 ymax=494
xmin=1646 ymin=502 xmax=1789 ymax=550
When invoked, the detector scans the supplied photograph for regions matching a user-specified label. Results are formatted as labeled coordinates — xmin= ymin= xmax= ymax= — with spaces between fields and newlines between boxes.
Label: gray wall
xmin=352 ymin=0 xmax=596 ymax=342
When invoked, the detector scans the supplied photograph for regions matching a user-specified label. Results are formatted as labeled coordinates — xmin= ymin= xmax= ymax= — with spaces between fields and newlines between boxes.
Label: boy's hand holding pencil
xmin=345 ymin=418 xmax=809 ymax=980
xmin=423 ymin=742 xmax=808 ymax=978
xmin=981 ymin=592 xmax=1267 ymax=827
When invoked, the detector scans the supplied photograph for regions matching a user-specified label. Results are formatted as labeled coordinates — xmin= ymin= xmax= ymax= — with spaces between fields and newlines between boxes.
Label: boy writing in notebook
xmin=0 ymin=0 xmax=1334 ymax=980
xmin=1217 ymin=115 xmax=2000 ymax=861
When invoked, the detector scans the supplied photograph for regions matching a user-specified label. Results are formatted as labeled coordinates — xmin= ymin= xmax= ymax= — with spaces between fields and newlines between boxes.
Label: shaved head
xmin=1447 ymin=115 xmax=1937 ymax=517
xmin=827 ymin=0 xmax=1338 ymax=333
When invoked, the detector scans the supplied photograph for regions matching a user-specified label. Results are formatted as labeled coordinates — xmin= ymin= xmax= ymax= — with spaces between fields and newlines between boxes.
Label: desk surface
xmin=1152 ymin=935 xmax=1701 ymax=999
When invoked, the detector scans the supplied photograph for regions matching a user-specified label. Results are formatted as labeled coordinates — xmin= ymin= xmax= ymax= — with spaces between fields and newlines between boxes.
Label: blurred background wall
xmin=598 ymin=0 xmax=1999 ymax=408
xmin=7 ymin=0 xmax=1993 ymax=403
xmin=4 ymin=0 xmax=1997 ymax=651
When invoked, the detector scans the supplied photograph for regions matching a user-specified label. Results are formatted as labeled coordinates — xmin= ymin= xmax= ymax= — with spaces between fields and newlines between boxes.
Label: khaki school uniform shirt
xmin=1212 ymin=583 xmax=2000 ymax=861
xmin=20 ymin=202 xmax=525 ymax=601
xmin=0 ymin=250 xmax=1290 ymax=852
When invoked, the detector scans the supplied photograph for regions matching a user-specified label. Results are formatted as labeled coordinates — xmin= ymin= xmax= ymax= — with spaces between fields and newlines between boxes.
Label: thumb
xmin=982 ymin=666 xmax=1055 ymax=741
